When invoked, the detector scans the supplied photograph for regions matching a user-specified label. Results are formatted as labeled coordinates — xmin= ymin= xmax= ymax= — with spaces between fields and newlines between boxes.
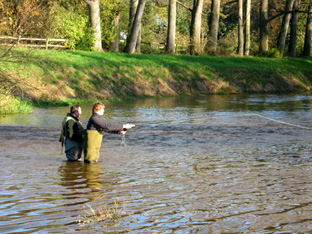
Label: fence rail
xmin=0 ymin=36 xmax=68 ymax=49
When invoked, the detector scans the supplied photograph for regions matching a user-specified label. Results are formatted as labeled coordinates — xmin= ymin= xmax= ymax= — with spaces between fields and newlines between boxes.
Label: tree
xmin=109 ymin=12 xmax=120 ymax=52
xmin=190 ymin=0 xmax=204 ymax=55
xmin=124 ymin=0 xmax=146 ymax=54
xmin=288 ymin=0 xmax=300 ymax=57
xmin=238 ymin=0 xmax=244 ymax=55
xmin=207 ymin=0 xmax=221 ymax=53
xmin=260 ymin=0 xmax=269 ymax=53
xmin=277 ymin=0 xmax=295 ymax=51
xmin=245 ymin=0 xmax=251 ymax=56
xmin=166 ymin=0 xmax=177 ymax=53
xmin=127 ymin=0 xmax=140 ymax=52
xmin=84 ymin=0 xmax=102 ymax=51
xmin=0 ymin=0 xmax=49 ymax=60
xmin=303 ymin=0 xmax=312 ymax=56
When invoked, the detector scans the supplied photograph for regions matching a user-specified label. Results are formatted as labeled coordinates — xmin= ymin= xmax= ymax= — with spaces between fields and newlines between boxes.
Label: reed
xmin=77 ymin=199 xmax=121 ymax=225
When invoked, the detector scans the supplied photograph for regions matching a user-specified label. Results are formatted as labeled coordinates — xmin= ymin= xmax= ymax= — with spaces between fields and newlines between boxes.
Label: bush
xmin=47 ymin=3 xmax=95 ymax=51
xmin=264 ymin=48 xmax=284 ymax=58
xmin=217 ymin=30 xmax=237 ymax=56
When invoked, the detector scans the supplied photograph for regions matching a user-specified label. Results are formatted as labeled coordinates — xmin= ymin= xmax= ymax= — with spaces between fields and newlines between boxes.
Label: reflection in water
xmin=1 ymin=94 xmax=312 ymax=233
xmin=59 ymin=162 xmax=103 ymax=198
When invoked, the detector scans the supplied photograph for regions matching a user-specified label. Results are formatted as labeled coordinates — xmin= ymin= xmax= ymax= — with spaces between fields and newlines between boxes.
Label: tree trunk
xmin=190 ymin=0 xmax=204 ymax=55
xmin=238 ymin=0 xmax=244 ymax=55
xmin=260 ymin=0 xmax=269 ymax=53
xmin=109 ymin=12 xmax=120 ymax=52
xmin=288 ymin=0 xmax=300 ymax=57
xmin=303 ymin=0 xmax=312 ymax=56
xmin=245 ymin=0 xmax=251 ymax=56
xmin=136 ymin=28 xmax=141 ymax=53
xmin=128 ymin=0 xmax=138 ymax=34
xmin=277 ymin=0 xmax=295 ymax=51
xmin=207 ymin=0 xmax=220 ymax=53
xmin=124 ymin=0 xmax=146 ymax=54
xmin=84 ymin=0 xmax=102 ymax=52
xmin=166 ymin=0 xmax=177 ymax=54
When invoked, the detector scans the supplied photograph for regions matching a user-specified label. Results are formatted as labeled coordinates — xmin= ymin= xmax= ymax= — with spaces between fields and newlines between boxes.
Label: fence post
xmin=17 ymin=35 xmax=21 ymax=46
xmin=45 ymin=38 xmax=49 ymax=49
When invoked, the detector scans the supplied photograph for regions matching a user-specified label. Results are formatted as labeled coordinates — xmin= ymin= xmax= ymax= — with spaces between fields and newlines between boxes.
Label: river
xmin=1 ymin=94 xmax=312 ymax=233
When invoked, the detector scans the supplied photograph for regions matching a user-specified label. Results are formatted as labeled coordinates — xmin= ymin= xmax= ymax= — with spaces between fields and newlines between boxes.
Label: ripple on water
xmin=1 ymin=95 xmax=312 ymax=233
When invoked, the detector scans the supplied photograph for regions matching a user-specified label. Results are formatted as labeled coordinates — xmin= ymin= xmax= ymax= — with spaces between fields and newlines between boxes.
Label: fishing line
xmin=243 ymin=113 xmax=312 ymax=130
xmin=121 ymin=133 xmax=127 ymax=148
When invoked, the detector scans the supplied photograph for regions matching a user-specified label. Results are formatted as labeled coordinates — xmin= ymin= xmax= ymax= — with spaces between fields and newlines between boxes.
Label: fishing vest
xmin=61 ymin=115 xmax=78 ymax=138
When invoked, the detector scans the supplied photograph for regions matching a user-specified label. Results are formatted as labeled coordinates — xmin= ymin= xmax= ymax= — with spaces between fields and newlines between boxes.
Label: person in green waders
xmin=60 ymin=105 xmax=86 ymax=161
xmin=84 ymin=102 xmax=135 ymax=163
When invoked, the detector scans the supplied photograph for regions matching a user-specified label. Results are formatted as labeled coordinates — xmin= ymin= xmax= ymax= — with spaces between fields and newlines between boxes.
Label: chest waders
xmin=83 ymin=130 xmax=103 ymax=163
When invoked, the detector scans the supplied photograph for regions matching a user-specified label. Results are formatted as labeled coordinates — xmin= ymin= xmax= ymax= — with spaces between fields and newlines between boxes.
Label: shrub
xmin=265 ymin=48 xmax=284 ymax=58
xmin=47 ymin=3 xmax=95 ymax=51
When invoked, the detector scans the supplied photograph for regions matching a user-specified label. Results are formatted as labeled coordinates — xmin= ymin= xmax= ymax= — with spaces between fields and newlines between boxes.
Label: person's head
xmin=70 ymin=105 xmax=82 ymax=118
xmin=92 ymin=102 xmax=105 ymax=115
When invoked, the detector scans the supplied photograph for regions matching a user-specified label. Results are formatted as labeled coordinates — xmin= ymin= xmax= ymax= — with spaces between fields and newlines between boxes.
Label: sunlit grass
xmin=1 ymin=48 xmax=311 ymax=113
xmin=0 ymin=89 xmax=33 ymax=114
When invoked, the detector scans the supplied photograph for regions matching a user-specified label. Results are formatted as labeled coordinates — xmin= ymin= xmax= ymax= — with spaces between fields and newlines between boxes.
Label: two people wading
xmin=60 ymin=102 xmax=135 ymax=163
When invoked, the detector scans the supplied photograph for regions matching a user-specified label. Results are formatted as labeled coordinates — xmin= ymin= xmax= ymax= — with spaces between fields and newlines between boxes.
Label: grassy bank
xmin=1 ymin=49 xmax=312 ymax=113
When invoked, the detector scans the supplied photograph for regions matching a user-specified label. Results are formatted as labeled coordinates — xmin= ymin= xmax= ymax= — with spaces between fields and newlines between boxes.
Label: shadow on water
xmin=1 ymin=94 xmax=312 ymax=233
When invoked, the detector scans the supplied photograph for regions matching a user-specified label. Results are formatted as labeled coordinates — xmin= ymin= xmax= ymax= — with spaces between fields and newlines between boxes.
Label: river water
xmin=1 ymin=94 xmax=312 ymax=233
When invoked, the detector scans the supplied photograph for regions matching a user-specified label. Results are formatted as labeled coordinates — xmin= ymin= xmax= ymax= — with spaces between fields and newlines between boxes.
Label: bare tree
xmin=288 ymin=0 xmax=300 ymax=57
xmin=277 ymin=0 xmax=295 ymax=51
xmin=166 ymin=0 xmax=177 ymax=54
xmin=207 ymin=0 xmax=221 ymax=53
xmin=238 ymin=0 xmax=244 ymax=55
xmin=303 ymin=0 xmax=312 ymax=56
xmin=190 ymin=0 xmax=204 ymax=55
xmin=124 ymin=0 xmax=146 ymax=54
xmin=84 ymin=0 xmax=102 ymax=51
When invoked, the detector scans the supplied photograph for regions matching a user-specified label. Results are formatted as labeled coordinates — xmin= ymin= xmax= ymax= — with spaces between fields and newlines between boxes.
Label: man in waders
xmin=60 ymin=105 xmax=86 ymax=161
xmin=84 ymin=102 xmax=135 ymax=163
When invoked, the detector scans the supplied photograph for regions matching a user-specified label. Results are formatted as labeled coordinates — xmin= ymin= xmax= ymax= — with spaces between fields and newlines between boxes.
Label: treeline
xmin=0 ymin=0 xmax=311 ymax=57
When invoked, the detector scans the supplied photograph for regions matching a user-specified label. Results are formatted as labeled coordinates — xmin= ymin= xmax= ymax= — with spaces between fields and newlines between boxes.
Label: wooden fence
xmin=0 ymin=36 xmax=68 ymax=49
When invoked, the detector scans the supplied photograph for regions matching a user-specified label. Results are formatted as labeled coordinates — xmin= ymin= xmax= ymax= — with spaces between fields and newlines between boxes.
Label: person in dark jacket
xmin=61 ymin=105 xmax=86 ymax=161
xmin=84 ymin=102 xmax=135 ymax=163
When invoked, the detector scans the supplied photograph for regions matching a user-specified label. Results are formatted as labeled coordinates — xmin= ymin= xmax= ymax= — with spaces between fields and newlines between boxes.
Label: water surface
xmin=1 ymin=94 xmax=312 ymax=233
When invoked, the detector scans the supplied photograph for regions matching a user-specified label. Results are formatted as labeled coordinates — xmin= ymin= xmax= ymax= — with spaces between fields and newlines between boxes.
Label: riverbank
xmin=1 ymin=49 xmax=312 ymax=113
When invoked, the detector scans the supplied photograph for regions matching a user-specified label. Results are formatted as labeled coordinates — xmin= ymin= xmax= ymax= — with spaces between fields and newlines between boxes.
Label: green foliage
xmin=47 ymin=3 xmax=94 ymax=50
xmin=264 ymin=48 xmax=284 ymax=58
xmin=176 ymin=3 xmax=191 ymax=36
xmin=218 ymin=30 xmax=237 ymax=55
xmin=141 ymin=0 xmax=159 ymax=42
xmin=100 ymin=0 xmax=121 ymax=50
xmin=75 ymin=27 xmax=96 ymax=51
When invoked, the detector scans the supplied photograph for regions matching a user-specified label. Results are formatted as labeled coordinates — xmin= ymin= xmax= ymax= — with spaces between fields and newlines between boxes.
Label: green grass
xmin=0 ymin=94 xmax=33 ymax=114
xmin=1 ymin=49 xmax=312 ymax=114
